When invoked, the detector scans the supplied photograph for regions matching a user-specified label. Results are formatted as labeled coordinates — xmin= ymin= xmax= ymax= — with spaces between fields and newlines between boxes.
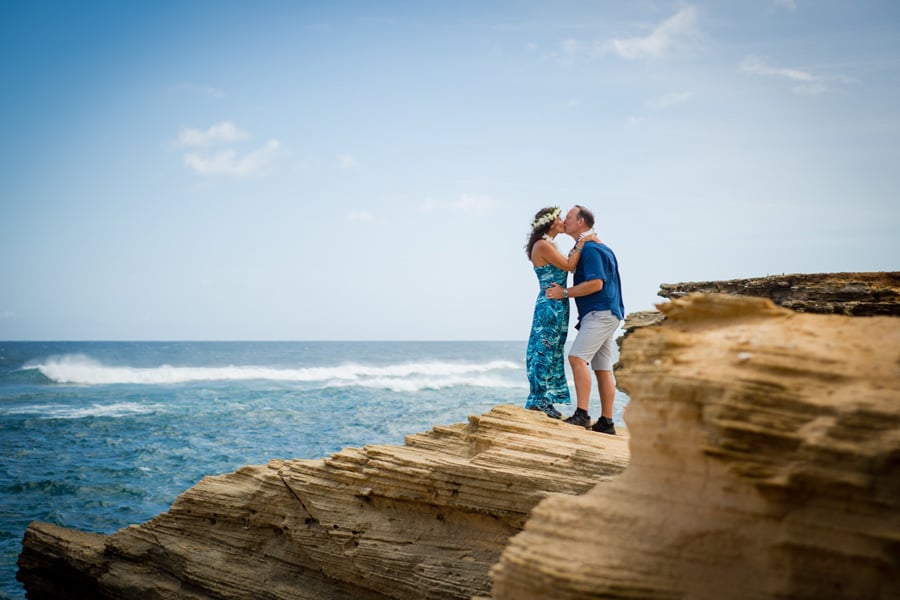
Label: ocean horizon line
xmin=0 ymin=339 xmax=529 ymax=343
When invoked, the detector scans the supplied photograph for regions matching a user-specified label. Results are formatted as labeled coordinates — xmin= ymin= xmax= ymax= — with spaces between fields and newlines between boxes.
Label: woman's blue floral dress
xmin=525 ymin=263 xmax=571 ymax=414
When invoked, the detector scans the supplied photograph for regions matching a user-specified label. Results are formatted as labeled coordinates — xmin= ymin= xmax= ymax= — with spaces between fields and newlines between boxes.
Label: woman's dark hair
xmin=525 ymin=207 xmax=559 ymax=259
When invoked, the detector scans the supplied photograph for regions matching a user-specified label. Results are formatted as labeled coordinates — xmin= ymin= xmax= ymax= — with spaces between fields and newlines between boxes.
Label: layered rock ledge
xmin=619 ymin=271 xmax=899 ymax=357
xmin=17 ymin=405 xmax=629 ymax=599
xmin=488 ymin=293 xmax=900 ymax=599
xmin=659 ymin=271 xmax=900 ymax=316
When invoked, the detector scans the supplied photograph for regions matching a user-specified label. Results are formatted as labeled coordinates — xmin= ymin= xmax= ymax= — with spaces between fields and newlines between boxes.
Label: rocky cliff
xmin=659 ymin=271 xmax=900 ymax=316
xmin=488 ymin=293 xmax=900 ymax=599
xmin=18 ymin=272 xmax=900 ymax=599
xmin=17 ymin=405 xmax=629 ymax=599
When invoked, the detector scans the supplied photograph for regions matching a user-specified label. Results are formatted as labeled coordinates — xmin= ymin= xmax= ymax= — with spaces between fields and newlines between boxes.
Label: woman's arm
xmin=532 ymin=236 xmax=594 ymax=272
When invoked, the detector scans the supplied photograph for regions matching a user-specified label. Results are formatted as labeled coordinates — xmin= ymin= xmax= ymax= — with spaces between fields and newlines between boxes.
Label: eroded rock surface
xmin=489 ymin=294 xmax=900 ymax=599
xmin=18 ymin=405 xmax=629 ymax=600
xmin=659 ymin=271 xmax=900 ymax=316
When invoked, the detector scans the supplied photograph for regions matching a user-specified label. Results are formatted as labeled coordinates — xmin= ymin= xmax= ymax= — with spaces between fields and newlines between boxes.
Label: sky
xmin=1 ymin=1 xmax=898 ymax=341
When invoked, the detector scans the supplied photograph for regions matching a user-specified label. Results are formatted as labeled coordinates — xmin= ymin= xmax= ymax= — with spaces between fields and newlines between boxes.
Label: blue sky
xmin=1 ymin=1 xmax=898 ymax=340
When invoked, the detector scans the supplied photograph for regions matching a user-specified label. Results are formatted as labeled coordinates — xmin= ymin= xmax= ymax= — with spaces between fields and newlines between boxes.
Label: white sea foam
xmin=29 ymin=354 xmax=524 ymax=389
xmin=4 ymin=402 xmax=163 ymax=419
xmin=324 ymin=375 xmax=528 ymax=393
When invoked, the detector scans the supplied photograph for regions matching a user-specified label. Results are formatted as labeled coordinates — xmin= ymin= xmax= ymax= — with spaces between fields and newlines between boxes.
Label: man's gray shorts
xmin=568 ymin=310 xmax=621 ymax=371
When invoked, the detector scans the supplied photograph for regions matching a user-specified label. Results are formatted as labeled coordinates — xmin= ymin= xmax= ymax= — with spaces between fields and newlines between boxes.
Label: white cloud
xmin=740 ymin=55 xmax=848 ymax=95
xmin=348 ymin=210 xmax=375 ymax=222
xmin=338 ymin=153 xmax=357 ymax=169
xmin=454 ymin=193 xmax=496 ymax=213
xmin=177 ymin=121 xmax=248 ymax=147
xmin=183 ymin=139 xmax=281 ymax=176
xmin=176 ymin=121 xmax=283 ymax=177
xmin=741 ymin=56 xmax=814 ymax=82
xmin=649 ymin=90 xmax=693 ymax=109
xmin=603 ymin=6 xmax=700 ymax=60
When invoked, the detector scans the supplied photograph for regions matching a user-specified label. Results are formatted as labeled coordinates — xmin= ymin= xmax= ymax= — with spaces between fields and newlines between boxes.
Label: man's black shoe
xmin=564 ymin=409 xmax=591 ymax=429
xmin=591 ymin=416 xmax=616 ymax=435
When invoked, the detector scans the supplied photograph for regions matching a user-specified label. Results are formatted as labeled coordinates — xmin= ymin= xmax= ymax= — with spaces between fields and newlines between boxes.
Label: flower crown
xmin=532 ymin=206 xmax=561 ymax=230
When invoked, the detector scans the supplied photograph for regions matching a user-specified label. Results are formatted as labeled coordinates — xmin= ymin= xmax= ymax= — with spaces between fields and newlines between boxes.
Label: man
xmin=546 ymin=205 xmax=624 ymax=435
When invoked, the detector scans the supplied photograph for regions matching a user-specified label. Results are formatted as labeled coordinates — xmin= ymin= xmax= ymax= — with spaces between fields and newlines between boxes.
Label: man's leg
xmin=569 ymin=355 xmax=593 ymax=412
xmin=587 ymin=313 xmax=622 ymax=434
xmin=565 ymin=314 xmax=605 ymax=427
xmin=594 ymin=369 xmax=616 ymax=419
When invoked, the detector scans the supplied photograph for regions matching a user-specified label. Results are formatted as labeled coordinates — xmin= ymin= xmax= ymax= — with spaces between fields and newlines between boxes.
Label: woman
xmin=524 ymin=206 xmax=594 ymax=418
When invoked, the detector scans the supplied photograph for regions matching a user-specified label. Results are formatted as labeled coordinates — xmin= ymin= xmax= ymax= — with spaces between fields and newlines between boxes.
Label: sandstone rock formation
xmin=659 ymin=271 xmax=900 ymax=316
xmin=489 ymin=294 xmax=900 ymax=599
xmin=18 ymin=405 xmax=629 ymax=599
xmin=20 ymin=273 xmax=900 ymax=600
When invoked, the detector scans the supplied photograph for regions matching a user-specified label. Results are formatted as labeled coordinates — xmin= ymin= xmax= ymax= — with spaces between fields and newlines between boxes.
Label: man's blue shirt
xmin=573 ymin=241 xmax=625 ymax=322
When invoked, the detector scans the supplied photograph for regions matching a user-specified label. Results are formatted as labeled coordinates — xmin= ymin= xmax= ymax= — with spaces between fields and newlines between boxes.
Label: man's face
xmin=563 ymin=207 xmax=582 ymax=235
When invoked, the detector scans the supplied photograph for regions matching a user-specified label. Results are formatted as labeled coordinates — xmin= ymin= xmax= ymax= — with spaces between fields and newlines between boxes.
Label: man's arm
xmin=546 ymin=279 xmax=603 ymax=300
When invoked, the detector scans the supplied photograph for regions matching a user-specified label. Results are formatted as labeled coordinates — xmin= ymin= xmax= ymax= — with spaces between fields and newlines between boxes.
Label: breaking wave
xmin=23 ymin=354 xmax=525 ymax=391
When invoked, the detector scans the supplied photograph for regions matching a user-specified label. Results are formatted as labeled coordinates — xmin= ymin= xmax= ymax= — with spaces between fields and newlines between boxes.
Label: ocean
xmin=0 ymin=341 xmax=629 ymax=599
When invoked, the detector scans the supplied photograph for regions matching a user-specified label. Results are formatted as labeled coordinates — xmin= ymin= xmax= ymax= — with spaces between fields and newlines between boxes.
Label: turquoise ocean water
xmin=0 ymin=341 xmax=628 ymax=599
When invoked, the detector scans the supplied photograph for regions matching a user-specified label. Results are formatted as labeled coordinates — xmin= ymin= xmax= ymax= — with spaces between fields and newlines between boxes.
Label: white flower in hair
xmin=531 ymin=206 xmax=561 ymax=229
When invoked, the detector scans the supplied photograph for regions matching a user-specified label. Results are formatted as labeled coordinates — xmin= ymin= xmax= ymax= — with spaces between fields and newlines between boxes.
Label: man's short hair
xmin=574 ymin=205 xmax=595 ymax=229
